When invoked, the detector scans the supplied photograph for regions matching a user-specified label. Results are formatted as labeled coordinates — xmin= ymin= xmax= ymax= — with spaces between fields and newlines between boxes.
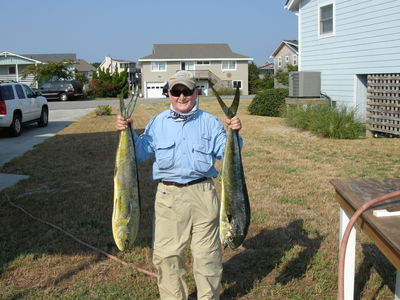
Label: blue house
xmin=0 ymin=52 xmax=77 ymax=87
xmin=285 ymin=0 xmax=400 ymax=134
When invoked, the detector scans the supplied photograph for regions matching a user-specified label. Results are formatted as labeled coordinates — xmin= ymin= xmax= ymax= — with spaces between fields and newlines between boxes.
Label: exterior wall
xmin=0 ymin=55 xmax=36 ymax=86
xmin=141 ymin=60 xmax=249 ymax=97
xmin=298 ymin=0 xmax=400 ymax=120
xmin=273 ymin=45 xmax=297 ymax=72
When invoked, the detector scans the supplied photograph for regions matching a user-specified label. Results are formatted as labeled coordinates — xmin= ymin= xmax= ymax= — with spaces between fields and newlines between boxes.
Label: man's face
xmin=168 ymin=84 xmax=198 ymax=113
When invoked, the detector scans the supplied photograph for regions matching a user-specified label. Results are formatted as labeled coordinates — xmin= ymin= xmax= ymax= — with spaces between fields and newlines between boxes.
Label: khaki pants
xmin=152 ymin=179 xmax=222 ymax=300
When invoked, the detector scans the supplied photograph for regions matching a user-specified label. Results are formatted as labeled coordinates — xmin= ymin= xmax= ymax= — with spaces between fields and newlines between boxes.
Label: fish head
xmin=115 ymin=225 xmax=132 ymax=251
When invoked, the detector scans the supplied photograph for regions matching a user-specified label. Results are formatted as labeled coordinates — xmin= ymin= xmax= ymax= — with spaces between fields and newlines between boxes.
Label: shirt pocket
xmin=155 ymin=141 xmax=175 ymax=169
xmin=192 ymin=135 xmax=213 ymax=172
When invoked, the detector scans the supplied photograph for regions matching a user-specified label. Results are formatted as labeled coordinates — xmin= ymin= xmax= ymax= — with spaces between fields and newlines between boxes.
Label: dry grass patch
xmin=1 ymin=99 xmax=399 ymax=299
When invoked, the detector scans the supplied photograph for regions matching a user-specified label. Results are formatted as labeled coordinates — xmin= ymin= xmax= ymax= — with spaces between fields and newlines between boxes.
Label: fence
xmin=367 ymin=74 xmax=400 ymax=136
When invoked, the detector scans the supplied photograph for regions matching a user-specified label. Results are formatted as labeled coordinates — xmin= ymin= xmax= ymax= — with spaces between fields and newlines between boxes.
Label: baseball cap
xmin=168 ymin=71 xmax=196 ymax=90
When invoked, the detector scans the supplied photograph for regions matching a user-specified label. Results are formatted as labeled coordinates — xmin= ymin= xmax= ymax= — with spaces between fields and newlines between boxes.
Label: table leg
xmin=395 ymin=271 xmax=400 ymax=300
xmin=340 ymin=207 xmax=356 ymax=300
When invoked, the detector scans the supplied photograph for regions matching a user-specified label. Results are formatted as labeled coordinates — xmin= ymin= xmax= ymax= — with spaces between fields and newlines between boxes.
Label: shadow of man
xmin=220 ymin=219 xmax=323 ymax=299
xmin=353 ymin=243 xmax=396 ymax=299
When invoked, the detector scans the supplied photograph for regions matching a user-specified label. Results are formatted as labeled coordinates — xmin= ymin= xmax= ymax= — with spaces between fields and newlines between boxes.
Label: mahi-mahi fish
xmin=212 ymin=85 xmax=251 ymax=249
xmin=112 ymin=88 xmax=140 ymax=251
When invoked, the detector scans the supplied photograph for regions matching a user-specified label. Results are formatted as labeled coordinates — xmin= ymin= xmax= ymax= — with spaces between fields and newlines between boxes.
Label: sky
xmin=2 ymin=0 xmax=298 ymax=66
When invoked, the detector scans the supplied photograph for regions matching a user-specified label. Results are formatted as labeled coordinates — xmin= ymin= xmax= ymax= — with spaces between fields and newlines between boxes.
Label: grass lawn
xmin=0 ymin=99 xmax=399 ymax=299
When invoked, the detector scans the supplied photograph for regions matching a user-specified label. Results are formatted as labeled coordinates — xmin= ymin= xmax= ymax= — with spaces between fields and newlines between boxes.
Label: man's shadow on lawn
xmin=353 ymin=243 xmax=396 ymax=299
xmin=220 ymin=219 xmax=323 ymax=299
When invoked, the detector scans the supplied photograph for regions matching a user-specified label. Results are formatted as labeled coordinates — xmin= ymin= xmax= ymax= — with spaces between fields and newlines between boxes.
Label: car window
xmin=22 ymin=84 xmax=34 ymax=98
xmin=42 ymin=83 xmax=52 ymax=89
xmin=15 ymin=85 xmax=26 ymax=99
xmin=0 ymin=85 xmax=15 ymax=100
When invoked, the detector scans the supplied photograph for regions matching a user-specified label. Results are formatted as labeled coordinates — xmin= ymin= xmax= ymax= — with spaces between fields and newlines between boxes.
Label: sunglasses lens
xmin=171 ymin=89 xmax=194 ymax=97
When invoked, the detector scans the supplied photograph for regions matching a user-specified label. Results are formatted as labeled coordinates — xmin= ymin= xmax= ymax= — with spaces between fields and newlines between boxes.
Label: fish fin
xmin=211 ymin=85 xmax=232 ymax=118
xmin=227 ymin=213 xmax=232 ymax=223
xmin=119 ymin=90 xmax=126 ymax=117
xmin=211 ymin=83 xmax=240 ymax=119
xmin=228 ymin=86 xmax=240 ymax=117
xmin=125 ymin=86 xmax=139 ymax=118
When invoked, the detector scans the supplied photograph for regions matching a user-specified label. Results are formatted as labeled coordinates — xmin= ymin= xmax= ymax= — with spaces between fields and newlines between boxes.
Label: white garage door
xmin=146 ymin=82 xmax=165 ymax=98
xmin=196 ymin=80 xmax=208 ymax=96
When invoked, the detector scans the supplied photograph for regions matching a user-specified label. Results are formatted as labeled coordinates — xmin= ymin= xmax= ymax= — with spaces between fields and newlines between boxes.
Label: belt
xmin=161 ymin=177 xmax=208 ymax=187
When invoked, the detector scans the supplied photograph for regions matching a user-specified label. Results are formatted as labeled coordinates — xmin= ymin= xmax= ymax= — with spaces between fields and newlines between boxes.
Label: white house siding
xmin=298 ymin=0 xmax=400 ymax=121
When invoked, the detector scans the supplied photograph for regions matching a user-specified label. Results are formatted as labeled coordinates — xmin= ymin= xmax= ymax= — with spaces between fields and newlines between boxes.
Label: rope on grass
xmin=5 ymin=193 xmax=213 ymax=300
xmin=5 ymin=194 xmax=156 ymax=277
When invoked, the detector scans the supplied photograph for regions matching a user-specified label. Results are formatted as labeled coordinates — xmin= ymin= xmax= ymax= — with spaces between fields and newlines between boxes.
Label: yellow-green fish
xmin=212 ymin=86 xmax=250 ymax=249
xmin=112 ymin=90 xmax=140 ymax=251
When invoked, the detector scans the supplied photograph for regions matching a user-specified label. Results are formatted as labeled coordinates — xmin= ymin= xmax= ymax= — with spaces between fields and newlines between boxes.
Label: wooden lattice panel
xmin=367 ymin=74 xmax=400 ymax=136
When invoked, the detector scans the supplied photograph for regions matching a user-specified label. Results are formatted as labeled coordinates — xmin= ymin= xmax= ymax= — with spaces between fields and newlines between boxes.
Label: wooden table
xmin=331 ymin=178 xmax=400 ymax=300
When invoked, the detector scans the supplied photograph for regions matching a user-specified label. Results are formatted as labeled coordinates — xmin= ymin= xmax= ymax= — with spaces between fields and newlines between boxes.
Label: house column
xmin=15 ymin=63 xmax=19 ymax=82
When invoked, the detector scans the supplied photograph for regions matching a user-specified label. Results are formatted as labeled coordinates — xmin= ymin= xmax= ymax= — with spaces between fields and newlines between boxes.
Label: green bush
xmin=95 ymin=105 xmax=112 ymax=116
xmin=248 ymin=88 xmax=289 ymax=116
xmin=284 ymin=104 xmax=366 ymax=139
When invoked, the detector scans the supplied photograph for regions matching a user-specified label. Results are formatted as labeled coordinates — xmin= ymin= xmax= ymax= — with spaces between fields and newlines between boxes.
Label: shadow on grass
xmin=0 ymin=129 xmax=157 ymax=286
xmin=220 ymin=219 xmax=323 ymax=299
xmin=354 ymin=243 xmax=396 ymax=299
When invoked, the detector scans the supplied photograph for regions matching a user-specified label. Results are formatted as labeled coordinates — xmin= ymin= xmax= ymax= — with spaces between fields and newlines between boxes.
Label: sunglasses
xmin=170 ymin=88 xmax=195 ymax=97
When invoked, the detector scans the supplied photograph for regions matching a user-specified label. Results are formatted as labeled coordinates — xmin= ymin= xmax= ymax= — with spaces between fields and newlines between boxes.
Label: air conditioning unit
xmin=289 ymin=71 xmax=321 ymax=97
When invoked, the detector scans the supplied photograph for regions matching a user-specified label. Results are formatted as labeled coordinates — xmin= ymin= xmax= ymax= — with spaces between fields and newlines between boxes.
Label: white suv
xmin=0 ymin=82 xmax=49 ymax=137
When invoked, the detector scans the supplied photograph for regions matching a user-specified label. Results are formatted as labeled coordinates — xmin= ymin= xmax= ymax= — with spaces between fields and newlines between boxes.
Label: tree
xmin=274 ymin=64 xmax=298 ymax=87
xmin=91 ymin=62 xmax=101 ymax=68
xmin=75 ymin=72 xmax=89 ymax=86
xmin=248 ymin=62 xmax=261 ymax=94
xmin=22 ymin=60 xmax=74 ymax=86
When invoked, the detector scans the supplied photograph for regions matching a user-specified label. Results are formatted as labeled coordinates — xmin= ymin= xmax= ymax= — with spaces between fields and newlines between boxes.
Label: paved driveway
xmin=0 ymin=100 xmax=99 ymax=190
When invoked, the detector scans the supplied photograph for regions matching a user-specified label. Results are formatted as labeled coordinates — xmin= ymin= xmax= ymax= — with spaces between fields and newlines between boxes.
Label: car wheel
xmin=9 ymin=113 xmax=22 ymax=137
xmin=60 ymin=93 xmax=68 ymax=101
xmin=38 ymin=107 xmax=49 ymax=127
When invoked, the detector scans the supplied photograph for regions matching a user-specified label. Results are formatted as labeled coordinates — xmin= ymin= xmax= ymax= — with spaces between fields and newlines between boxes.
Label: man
xmin=116 ymin=70 xmax=242 ymax=300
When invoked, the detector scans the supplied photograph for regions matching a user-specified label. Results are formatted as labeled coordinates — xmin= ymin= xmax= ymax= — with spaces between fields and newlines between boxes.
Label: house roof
xmin=285 ymin=0 xmax=300 ymax=11
xmin=0 ymin=51 xmax=42 ymax=63
xmin=258 ymin=61 xmax=274 ymax=70
xmin=270 ymin=40 xmax=298 ymax=58
xmin=21 ymin=53 xmax=77 ymax=63
xmin=139 ymin=43 xmax=252 ymax=61
xmin=75 ymin=59 xmax=96 ymax=72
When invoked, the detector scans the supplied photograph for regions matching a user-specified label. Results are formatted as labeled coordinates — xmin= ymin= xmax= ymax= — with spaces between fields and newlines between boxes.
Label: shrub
xmin=95 ymin=105 xmax=112 ymax=116
xmin=87 ymin=79 xmax=117 ymax=98
xmin=284 ymin=104 xmax=366 ymax=139
xmin=248 ymin=88 xmax=289 ymax=117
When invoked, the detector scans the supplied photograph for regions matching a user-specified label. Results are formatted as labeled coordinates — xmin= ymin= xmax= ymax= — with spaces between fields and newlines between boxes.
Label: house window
xmin=319 ymin=3 xmax=334 ymax=37
xmin=285 ymin=56 xmax=289 ymax=63
xmin=232 ymin=80 xmax=242 ymax=89
xmin=196 ymin=61 xmax=210 ymax=65
xmin=222 ymin=60 xmax=236 ymax=70
xmin=293 ymin=55 xmax=298 ymax=65
xmin=151 ymin=61 xmax=167 ymax=72
xmin=181 ymin=61 xmax=195 ymax=70
xmin=278 ymin=56 xmax=282 ymax=68
xmin=8 ymin=66 xmax=16 ymax=75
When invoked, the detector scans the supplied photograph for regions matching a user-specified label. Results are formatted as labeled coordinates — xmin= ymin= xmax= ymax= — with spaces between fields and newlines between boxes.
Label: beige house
xmin=270 ymin=40 xmax=298 ymax=72
xmin=99 ymin=56 xmax=138 ymax=88
xmin=138 ymin=43 xmax=253 ymax=98
xmin=270 ymin=40 xmax=298 ymax=88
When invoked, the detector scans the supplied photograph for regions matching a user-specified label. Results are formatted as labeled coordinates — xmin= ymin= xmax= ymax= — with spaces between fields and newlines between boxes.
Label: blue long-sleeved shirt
xmin=132 ymin=109 xmax=236 ymax=184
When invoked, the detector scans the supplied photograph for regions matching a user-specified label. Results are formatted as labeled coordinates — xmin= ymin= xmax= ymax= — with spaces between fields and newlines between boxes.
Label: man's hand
xmin=116 ymin=115 xmax=132 ymax=131
xmin=225 ymin=116 xmax=242 ymax=131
